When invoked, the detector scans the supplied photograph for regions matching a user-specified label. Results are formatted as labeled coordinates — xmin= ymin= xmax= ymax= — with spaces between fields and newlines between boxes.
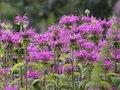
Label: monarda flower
xmin=73 ymin=50 xmax=90 ymax=60
xmin=81 ymin=16 xmax=96 ymax=23
xmin=14 ymin=15 xmax=29 ymax=28
xmin=38 ymin=51 xmax=54 ymax=62
xmin=1 ymin=30 xmax=14 ymax=42
xmin=3 ymin=85 xmax=18 ymax=90
xmin=11 ymin=33 xmax=21 ymax=44
xmin=59 ymin=15 xmax=79 ymax=25
xmin=27 ymin=43 xmax=39 ymax=52
xmin=110 ymin=49 xmax=120 ymax=60
xmin=91 ymin=50 xmax=99 ymax=62
xmin=58 ymin=65 xmax=64 ymax=74
xmin=48 ymin=25 xmax=61 ymax=32
xmin=28 ymin=51 xmax=40 ymax=61
xmin=26 ymin=28 xmax=36 ymax=37
xmin=27 ymin=69 xmax=41 ymax=79
xmin=29 ymin=51 xmax=54 ymax=62
xmin=81 ymin=41 xmax=95 ymax=51
xmin=64 ymin=65 xmax=76 ymax=74
xmin=104 ymin=59 xmax=112 ymax=67
xmin=0 ymin=68 xmax=9 ymax=76
xmin=100 ymin=20 xmax=111 ymax=30
xmin=50 ymin=64 xmax=64 ymax=74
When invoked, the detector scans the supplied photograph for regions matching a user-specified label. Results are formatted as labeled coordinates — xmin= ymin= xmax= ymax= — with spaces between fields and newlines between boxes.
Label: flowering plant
xmin=0 ymin=14 xmax=119 ymax=90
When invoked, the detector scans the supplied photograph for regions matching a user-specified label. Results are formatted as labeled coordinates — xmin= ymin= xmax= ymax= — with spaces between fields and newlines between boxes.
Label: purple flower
xmin=28 ymin=51 xmax=40 ymax=61
xmin=73 ymin=50 xmax=90 ymax=60
xmin=27 ymin=69 xmax=41 ymax=79
xmin=81 ymin=42 xmax=95 ymax=50
xmin=2 ymin=33 xmax=8 ymax=42
xmin=4 ymin=85 xmax=18 ymax=90
xmin=110 ymin=49 xmax=120 ymax=60
xmin=98 ymin=40 xmax=107 ymax=50
xmin=48 ymin=25 xmax=61 ymax=31
xmin=91 ymin=50 xmax=99 ymax=62
xmin=58 ymin=65 xmax=64 ymax=74
xmin=27 ymin=43 xmax=39 ymax=52
xmin=81 ymin=16 xmax=96 ymax=23
xmin=104 ymin=59 xmax=112 ymax=67
xmin=14 ymin=15 xmax=29 ymax=28
xmin=26 ymin=28 xmax=36 ymax=37
xmin=64 ymin=65 xmax=76 ymax=73
xmin=59 ymin=15 xmax=79 ymax=25
xmin=0 ymin=68 xmax=9 ymax=76
xmin=1 ymin=30 xmax=13 ymax=42
xmin=11 ymin=33 xmax=21 ymax=44
xmin=100 ymin=20 xmax=111 ymax=29
xmin=29 ymin=51 xmax=54 ymax=62
xmin=38 ymin=51 xmax=54 ymax=61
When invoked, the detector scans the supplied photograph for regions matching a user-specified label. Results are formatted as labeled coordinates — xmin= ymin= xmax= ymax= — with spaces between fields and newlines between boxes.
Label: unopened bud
xmin=85 ymin=9 xmax=90 ymax=17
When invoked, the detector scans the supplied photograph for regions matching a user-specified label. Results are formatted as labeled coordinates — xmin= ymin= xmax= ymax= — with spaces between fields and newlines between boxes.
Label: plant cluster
xmin=0 ymin=14 xmax=120 ymax=90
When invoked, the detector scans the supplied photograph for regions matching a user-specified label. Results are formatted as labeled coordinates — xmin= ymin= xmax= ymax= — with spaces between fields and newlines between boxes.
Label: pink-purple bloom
xmin=4 ymin=85 xmax=18 ymax=90
xmin=59 ymin=15 xmax=79 ymax=24
xmin=14 ymin=15 xmax=29 ymax=28
xmin=27 ymin=69 xmax=41 ymax=78
xmin=0 ymin=68 xmax=9 ymax=76
xmin=104 ymin=59 xmax=112 ymax=67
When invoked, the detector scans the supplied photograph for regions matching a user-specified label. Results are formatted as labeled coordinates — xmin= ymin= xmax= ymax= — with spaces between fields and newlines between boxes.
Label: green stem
xmin=44 ymin=69 xmax=46 ymax=90
xmin=114 ymin=48 xmax=117 ymax=73
xmin=3 ymin=46 xmax=7 ymax=67
xmin=20 ymin=25 xmax=23 ymax=32
xmin=56 ymin=53 xmax=59 ymax=90
xmin=18 ymin=54 xmax=23 ymax=87
xmin=24 ymin=48 xmax=27 ymax=90
xmin=70 ymin=50 xmax=74 ymax=90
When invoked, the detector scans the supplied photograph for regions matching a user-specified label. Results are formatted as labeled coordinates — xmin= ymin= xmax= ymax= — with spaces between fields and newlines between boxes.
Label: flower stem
xmin=24 ymin=48 xmax=27 ymax=90
xmin=70 ymin=50 xmax=74 ymax=90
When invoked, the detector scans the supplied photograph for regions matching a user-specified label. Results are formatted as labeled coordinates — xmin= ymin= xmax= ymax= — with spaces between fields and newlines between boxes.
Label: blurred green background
xmin=0 ymin=0 xmax=117 ymax=32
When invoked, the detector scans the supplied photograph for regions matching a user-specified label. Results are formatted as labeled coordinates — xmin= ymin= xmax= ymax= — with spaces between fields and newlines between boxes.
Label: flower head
xmin=4 ymin=85 xmax=18 ymax=90
xmin=0 ymin=68 xmax=9 ymax=76
xmin=27 ymin=69 xmax=41 ymax=79
xmin=14 ymin=15 xmax=29 ymax=28
xmin=59 ymin=15 xmax=79 ymax=25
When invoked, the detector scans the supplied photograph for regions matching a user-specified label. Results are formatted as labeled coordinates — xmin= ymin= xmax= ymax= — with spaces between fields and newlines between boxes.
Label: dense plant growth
xmin=0 ymin=14 xmax=120 ymax=90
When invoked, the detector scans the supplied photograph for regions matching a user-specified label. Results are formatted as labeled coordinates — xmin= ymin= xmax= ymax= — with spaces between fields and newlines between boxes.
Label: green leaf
xmin=46 ymin=80 xmax=57 ymax=88
xmin=85 ymin=81 xmax=96 ymax=90
xmin=11 ymin=62 xmax=24 ymax=73
xmin=0 ymin=49 xmax=4 ymax=57
xmin=79 ymin=80 xmax=89 ymax=89
xmin=117 ymin=85 xmax=120 ymax=90
xmin=59 ymin=84 xmax=72 ymax=89
xmin=32 ymin=79 xmax=42 ymax=90
xmin=111 ymin=77 xmax=120 ymax=87
xmin=107 ymin=38 xmax=113 ymax=43
xmin=106 ymin=72 xmax=118 ymax=77
xmin=100 ymin=81 xmax=112 ymax=89
xmin=77 ymin=63 xmax=83 ymax=71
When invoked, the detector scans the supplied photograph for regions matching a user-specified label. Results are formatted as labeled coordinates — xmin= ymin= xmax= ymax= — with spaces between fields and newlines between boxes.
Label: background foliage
xmin=0 ymin=0 xmax=117 ymax=32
